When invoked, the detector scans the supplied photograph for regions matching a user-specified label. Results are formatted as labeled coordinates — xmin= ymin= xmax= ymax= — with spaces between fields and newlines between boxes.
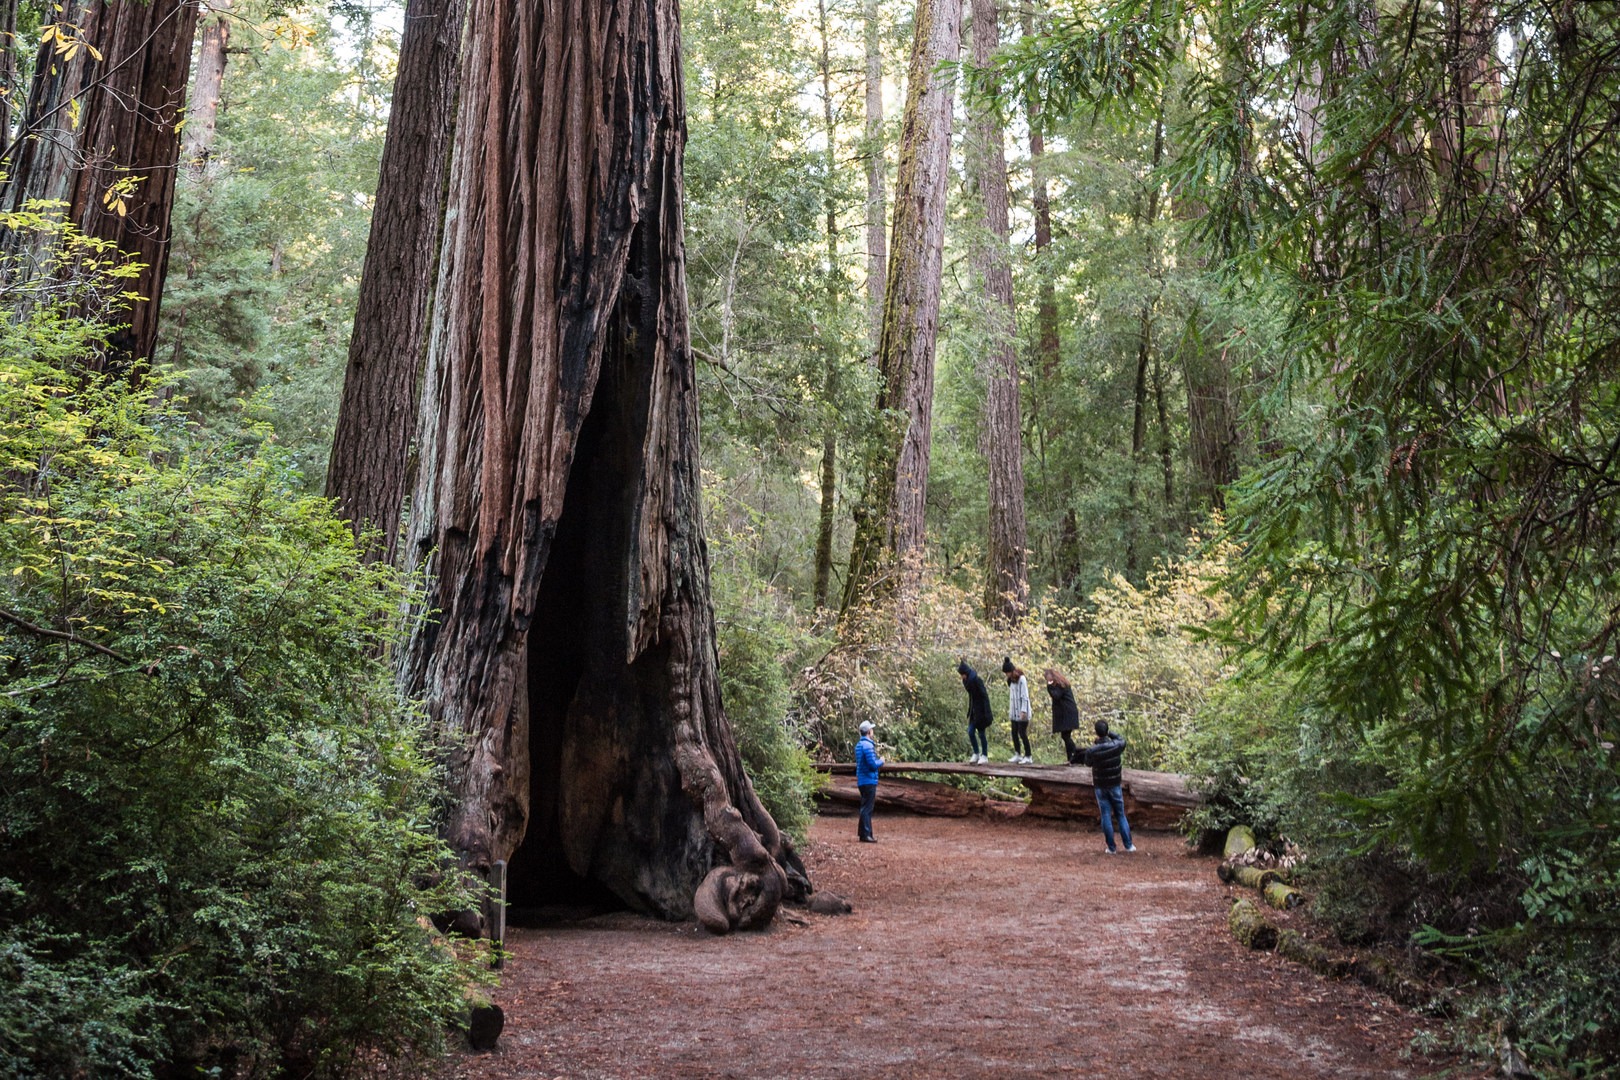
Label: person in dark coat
xmin=1043 ymin=668 xmax=1081 ymax=763
xmin=958 ymin=660 xmax=994 ymax=764
xmin=1083 ymin=718 xmax=1135 ymax=853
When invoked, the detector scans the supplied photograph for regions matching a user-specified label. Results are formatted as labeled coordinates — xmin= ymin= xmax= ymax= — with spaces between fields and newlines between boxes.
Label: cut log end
xmin=1223 ymin=824 xmax=1257 ymax=860
xmin=1228 ymin=897 xmax=1278 ymax=950
xmin=1264 ymin=880 xmax=1303 ymax=910
xmin=467 ymin=1003 xmax=504 ymax=1052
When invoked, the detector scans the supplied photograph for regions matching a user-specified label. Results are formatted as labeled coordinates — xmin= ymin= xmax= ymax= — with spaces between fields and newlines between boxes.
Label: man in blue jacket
xmin=1083 ymin=719 xmax=1136 ymax=853
xmin=855 ymin=720 xmax=884 ymax=843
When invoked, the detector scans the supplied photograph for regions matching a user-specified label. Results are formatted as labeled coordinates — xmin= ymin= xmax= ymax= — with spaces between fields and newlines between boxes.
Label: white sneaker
xmin=1022 ymin=755 xmax=1033 ymax=764
xmin=1008 ymin=754 xmax=1021 ymax=763
xmin=1103 ymin=848 xmax=1116 ymax=855
xmin=978 ymin=754 xmax=989 ymax=764
xmin=1125 ymin=844 xmax=1138 ymax=852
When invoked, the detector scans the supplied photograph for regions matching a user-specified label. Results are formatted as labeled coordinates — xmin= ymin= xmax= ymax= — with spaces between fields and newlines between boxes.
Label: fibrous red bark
xmin=326 ymin=0 xmax=467 ymax=561
xmin=181 ymin=0 xmax=231 ymax=172
xmin=967 ymin=0 xmax=1027 ymax=625
xmin=1 ymin=0 xmax=200 ymax=373
xmin=841 ymin=0 xmax=962 ymax=615
xmin=386 ymin=0 xmax=807 ymax=929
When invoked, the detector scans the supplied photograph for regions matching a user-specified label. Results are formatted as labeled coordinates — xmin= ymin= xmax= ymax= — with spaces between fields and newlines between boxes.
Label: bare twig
xmin=0 ymin=606 xmax=134 ymax=664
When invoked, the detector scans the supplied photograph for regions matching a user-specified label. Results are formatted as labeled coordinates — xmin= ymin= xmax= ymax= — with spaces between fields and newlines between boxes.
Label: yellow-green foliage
xmin=802 ymin=531 xmax=1237 ymax=771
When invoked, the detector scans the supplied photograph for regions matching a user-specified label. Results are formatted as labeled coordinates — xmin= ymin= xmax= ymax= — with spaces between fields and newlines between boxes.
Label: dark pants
xmin=1060 ymin=730 xmax=1079 ymax=762
xmin=858 ymin=783 xmax=877 ymax=840
xmin=1011 ymin=721 xmax=1031 ymax=756
xmin=968 ymin=725 xmax=988 ymax=756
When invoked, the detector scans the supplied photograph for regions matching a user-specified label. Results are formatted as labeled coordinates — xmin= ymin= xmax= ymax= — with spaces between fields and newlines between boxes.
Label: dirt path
xmin=442 ymin=815 xmax=1485 ymax=1079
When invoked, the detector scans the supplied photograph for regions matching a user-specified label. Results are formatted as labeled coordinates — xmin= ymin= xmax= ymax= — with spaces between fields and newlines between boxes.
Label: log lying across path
xmin=816 ymin=761 xmax=1201 ymax=829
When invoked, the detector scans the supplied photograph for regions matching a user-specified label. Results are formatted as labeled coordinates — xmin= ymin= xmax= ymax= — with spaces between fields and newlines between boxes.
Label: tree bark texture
xmin=863 ymin=0 xmax=886 ymax=349
xmin=0 ymin=0 xmax=200 ymax=373
xmin=1019 ymin=4 xmax=1058 ymax=390
xmin=1 ymin=0 xmax=18 ymax=143
xmin=967 ymin=0 xmax=1027 ymax=626
xmin=391 ymin=0 xmax=807 ymax=929
xmin=811 ymin=0 xmax=840 ymax=612
xmin=841 ymin=0 xmax=962 ymax=616
xmin=181 ymin=0 xmax=231 ymax=172
xmin=326 ymin=0 xmax=467 ymax=563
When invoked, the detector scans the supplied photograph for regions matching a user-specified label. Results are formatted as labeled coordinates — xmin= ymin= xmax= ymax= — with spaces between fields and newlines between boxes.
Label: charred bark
xmin=326 ymin=0 xmax=467 ymax=562
xmin=841 ymin=0 xmax=962 ymax=616
xmin=967 ymin=0 xmax=1027 ymax=626
xmin=390 ymin=0 xmax=807 ymax=930
xmin=2 ymin=0 xmax=201 ymax=373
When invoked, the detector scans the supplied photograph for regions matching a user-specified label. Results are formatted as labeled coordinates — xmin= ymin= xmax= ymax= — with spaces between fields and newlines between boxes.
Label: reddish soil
xmin=440 ymin=814 xmax=1489 ymax=1079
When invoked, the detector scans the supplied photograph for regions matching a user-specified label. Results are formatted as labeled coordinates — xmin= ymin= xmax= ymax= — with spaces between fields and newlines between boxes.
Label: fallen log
xmin=1264 ymin=881 xmax=1303 ymax=910
xmin=1227 ymin=898 xmax=1278 ymax=950
xmin=1223 ymin=825 xmax=1256 ymax=860
xmin=815 ymin=774 xmax=1007 ymax=817
xmin=1230 ymin=864 xmax=1284 ymax=891
xmin=1275 ymin=930 xmax=1352 ymax=978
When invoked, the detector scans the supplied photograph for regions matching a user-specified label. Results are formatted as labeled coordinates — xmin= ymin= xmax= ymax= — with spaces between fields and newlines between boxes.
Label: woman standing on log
xmin=1003 ymin=657 xmax=1032 ymax=763
xmin=1043 ymin=668 xmax=1081 ymax=763
xmin=958 ymin=660 xmax=993 ymax=764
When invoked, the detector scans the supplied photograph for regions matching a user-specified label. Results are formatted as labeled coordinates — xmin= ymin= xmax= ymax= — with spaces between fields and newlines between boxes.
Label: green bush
xmin=1 ymin=230 xmax=486 ymax=1076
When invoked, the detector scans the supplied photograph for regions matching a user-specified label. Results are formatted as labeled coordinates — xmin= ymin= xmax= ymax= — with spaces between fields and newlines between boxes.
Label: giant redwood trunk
xmin=841 ymin=0 xmax=962 ymax=615
xmin=0 ymin=0 xmax=200 ymax=372
xmin=390 ymin=0 xmax=807 ymax=929
xmin=181 ymin=0 xmax=231 ymax=173
xmin=326 ymin=0 xmax=467 ymax=561
xmin=967 ymin=0 xmax=1027 ymax=625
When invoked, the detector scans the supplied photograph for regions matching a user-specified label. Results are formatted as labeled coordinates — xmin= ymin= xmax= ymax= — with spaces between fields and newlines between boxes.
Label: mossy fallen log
xmin=1231 ymin=864 xmax=1284 ymax=891
xmin=1223 ymin=825 xmax=1256 ymax=860
xmin=1227 ymin=898 xmax=1277 ymax=950
xmin=1275 ymin=930 xmax=1352 ymax=978
xmin=1264 ymin=880 xmax=1303 ymax=909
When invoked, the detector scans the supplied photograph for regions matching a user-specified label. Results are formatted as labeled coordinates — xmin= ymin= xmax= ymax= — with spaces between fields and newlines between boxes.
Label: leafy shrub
xmin=1 ymin=227 xmax=485 ymax=1076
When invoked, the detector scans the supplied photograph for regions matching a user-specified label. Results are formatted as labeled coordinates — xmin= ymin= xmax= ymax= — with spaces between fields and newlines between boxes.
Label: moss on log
xmin=1275 ymin=930 xmax=1352 ymax=978
xmin=1227 ymin=898 xmax=1277 ymax=950
xmin=1223 ymin=825 xmax=1256 ymax=860
xmin=1231 ymin=864 xmax=1284 ymax=891
xmin=1264 ymin=880 xmax=1303 ymax=909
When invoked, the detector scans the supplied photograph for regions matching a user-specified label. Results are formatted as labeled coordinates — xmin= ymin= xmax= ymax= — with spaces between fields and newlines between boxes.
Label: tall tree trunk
xmin=863 ymin=0 xmax=886 ymax=348
xmin=1020 ymin=3 xmax=1058 ymax=388
xmin=812 ymin=0 xmax=841 ymax=612
xmin=326 ymin=0 xmax=466 ymax=563
xmin=1184 ymin=340 xmax=1240 ymax=510
xmin=384 ymin=0 xmax=806 ymax=930
xmin=0 ymin=0 xmax=17 ymax=143
xmin=1123 ymin=108 xmax=1166 ymax=577
xmin=1 ymin=0 xmax=201 ymax=374
xmin=181 ymin=0 xmax=231 ymax=173
xmin=841 ymin=0 xmax=962 ymax=616
xmin=968 ymin=0 xmax=1027 ymax=625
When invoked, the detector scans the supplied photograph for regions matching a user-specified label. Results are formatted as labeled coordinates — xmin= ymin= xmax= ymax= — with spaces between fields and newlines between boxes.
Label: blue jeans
xmin=858 ymin=784 xmax=877 ymax=840
xmin=1095 ymin=785 xmax=1132 ymax=851
xmin=968 ymin=725 xmax=988 ymax=756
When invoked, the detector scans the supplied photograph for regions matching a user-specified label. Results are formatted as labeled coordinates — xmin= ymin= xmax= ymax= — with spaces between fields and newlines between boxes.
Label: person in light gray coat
xmin=1002 ymin=656 xmax=1032 ymax=763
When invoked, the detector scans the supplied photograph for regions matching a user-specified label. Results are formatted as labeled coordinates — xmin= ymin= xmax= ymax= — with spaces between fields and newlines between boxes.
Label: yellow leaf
xmin=85 ymin=42 xmax=102 ymax=62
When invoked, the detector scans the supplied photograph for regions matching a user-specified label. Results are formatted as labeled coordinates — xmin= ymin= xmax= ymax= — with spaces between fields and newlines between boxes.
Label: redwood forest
xmin=2 ymin=0 xmax=1618 ymax=1076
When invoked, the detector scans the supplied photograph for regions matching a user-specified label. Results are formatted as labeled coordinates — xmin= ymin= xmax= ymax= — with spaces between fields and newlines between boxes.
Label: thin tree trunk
xmin=841 ymin=0 xmax=962 ymax=617
xmin=326 ymin=0 xmax=466 ymax=562
xmin=386 ymin=0 xmax=806 ymax=930
xmin=0 ymin=0 xmax=17 ymax=143
xmin=1123 ymin=109 xmax=1166 ymax=577
xmin=182 ymin=0 xmax=231 ymax=173
xmin=968 ymin=0 xmax=1027 ymax=625
xmin=812 ymin=0 xmax=841 ymax=612
xmin=2 ymin=0 xmax=201 ymax=374
xmin=1020 ymin=3 xmax=1058 ymax=388
xmin=1153 ymin=348 xmax=1173 ymax=506
xmin=863 ymin=0 xmax=886 ymax=349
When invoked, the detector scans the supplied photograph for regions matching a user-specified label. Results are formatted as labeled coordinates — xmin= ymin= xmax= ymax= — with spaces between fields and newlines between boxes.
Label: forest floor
xmin=437 ymin=814 xmax=1490 ymax=1079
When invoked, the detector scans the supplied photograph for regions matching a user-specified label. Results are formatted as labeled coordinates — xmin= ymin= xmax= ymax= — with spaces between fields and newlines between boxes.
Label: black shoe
xmin=859 ymin=836 xmax=877 ymax=843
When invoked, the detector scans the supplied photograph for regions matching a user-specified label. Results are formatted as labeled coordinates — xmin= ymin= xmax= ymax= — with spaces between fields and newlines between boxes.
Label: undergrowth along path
xmin=441 ymin=815 xmax=1486 ymax=1079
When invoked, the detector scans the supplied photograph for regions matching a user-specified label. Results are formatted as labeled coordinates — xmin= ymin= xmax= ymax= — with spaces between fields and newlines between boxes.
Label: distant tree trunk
xmin=1184 ymin=339 xmax=1240 ymax=509
xmin=863 ymin=0 xmax=886 ymax=348
xmin=812 ymin=0 xmax=841 ymax=612
xmin=385 ymin=0 xmax=807 ymax=930
xmin=1019 ymin=3 xmax=1058 ymax=388
xmin=967 ymin=0 xmax=1027 ymax=625
xmin=1 ymin=0 xmax=201 ymax=373
xmin=326 ymin=0 xmax=466 ymax=563
xmin=1152 ymin=348 xmax=1173 ymax=506
xmin=181 ymin=0 xmax=231 ymax=172
xmin=1123 ymin=107 xmax=1166 ymax=577
xmin=841 ymin=0 xmax=962 ymax=616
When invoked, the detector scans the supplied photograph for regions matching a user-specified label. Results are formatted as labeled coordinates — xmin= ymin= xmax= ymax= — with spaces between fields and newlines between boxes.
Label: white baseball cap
xmin=858 ymin=721 xmax=874 ymax=733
